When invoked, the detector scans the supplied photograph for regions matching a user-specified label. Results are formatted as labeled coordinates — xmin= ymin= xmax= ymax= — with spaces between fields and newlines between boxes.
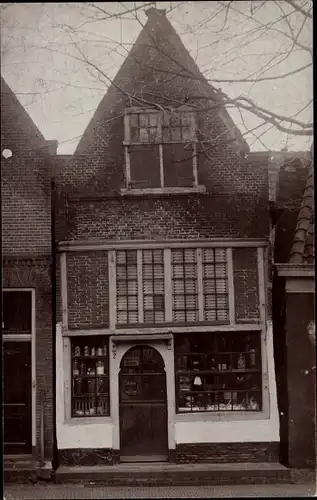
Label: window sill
xmin=175 ymin=410 xmax=269 ymax=422
xmin=120 ymin=186 xmax=207 ymax=197
xmin=65 ymin=416 xmax=112 ymax=426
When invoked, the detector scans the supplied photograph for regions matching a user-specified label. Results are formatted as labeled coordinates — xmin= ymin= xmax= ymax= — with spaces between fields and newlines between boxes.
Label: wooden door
xmin=119 ymin=345 xmax=168 ymax=462
xmin=3 ymin=342 xmax=32 ymax=454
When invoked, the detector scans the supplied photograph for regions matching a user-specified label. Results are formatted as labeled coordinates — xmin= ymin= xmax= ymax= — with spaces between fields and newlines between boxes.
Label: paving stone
xmin=3 ymin=483 xmax=316 ymax=499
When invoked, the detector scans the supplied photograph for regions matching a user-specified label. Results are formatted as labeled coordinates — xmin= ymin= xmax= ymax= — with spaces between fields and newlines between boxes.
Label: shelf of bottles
xmin=71 ymin=337 xmax=109 ymax=417
xmin=175 ymin=334 xmax=262 ymax=413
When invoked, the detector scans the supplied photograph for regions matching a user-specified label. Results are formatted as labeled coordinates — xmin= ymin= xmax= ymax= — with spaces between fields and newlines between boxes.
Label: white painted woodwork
xmin=227 ymin=248 xmax=235 ymax=325
xmin=60 ymin=253 xmax=68 ymax=330
xmin=58 ymin=239 xmax=267 ymax=252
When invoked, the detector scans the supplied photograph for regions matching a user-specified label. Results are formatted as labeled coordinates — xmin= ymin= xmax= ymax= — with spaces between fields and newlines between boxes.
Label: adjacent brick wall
xmin=3 ymin=258 xmax=53 ymax=460
xmin=2 ymin=79 xmax=54 ymax=462
xmin=1 ymin=80 xmax=52 ymax=257
xmin=233 ymin=248 xmax=260 ymax=321
xmin=66 ymin=251 xmax=109 ymax=330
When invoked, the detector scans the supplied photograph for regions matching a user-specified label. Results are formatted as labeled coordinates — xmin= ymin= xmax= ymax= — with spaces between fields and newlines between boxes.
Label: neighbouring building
xmin=273 ymin=150 xmax=315 ymax=469
xmin=1 ymin=77 xmax=56 ymax=474
xmin=54 ymin=8 xmax=280 ymax=466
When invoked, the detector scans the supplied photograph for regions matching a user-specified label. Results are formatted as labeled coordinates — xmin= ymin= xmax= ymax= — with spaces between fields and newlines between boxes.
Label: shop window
xmin=3 ymin=291 xmax=32 ymax=333
xmin=71 ymin=337 xmax=110 ymax=417
xmin=174 ymin=332 xmax=262 ymax=413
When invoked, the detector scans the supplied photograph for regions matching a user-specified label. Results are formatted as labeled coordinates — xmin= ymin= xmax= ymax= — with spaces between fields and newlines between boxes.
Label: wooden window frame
xmin=123 ymin=107 xmax=201 ymax=192
xmin=70 ymin=336 xmax=110 ymax=418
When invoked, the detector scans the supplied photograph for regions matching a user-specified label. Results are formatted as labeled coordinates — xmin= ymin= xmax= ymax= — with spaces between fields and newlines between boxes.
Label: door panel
xmin=119 ymin=345 xmax=168 ymax=461
xmin=3 ymin=342 xmax=32 ymax=454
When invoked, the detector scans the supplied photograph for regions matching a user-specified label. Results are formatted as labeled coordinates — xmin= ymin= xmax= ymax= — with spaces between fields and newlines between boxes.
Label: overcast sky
xmin=1 ymin=1 xmax=312 ymax=154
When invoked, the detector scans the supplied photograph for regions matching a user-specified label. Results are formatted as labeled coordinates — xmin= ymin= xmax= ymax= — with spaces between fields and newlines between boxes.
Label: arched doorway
xmin=119 ymin=345 xmax=168 ymax=462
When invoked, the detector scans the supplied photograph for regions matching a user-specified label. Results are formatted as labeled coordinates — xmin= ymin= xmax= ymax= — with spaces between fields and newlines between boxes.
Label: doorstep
xmin=4 ymin=455 xmax=53 ymax=484
xmin=54 ymin=462 xmax=298 ymax=486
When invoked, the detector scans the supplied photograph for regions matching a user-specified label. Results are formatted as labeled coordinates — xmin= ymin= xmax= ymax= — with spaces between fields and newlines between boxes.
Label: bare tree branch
xmin=284 ymin=0 xmax=312 ymax=18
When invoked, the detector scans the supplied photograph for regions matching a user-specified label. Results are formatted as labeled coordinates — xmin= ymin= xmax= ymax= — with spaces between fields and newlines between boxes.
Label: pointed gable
xmin=1 ymin=77 xmax=46 ymax=151
xmin=75 ymin=8 xmax=247 ymax=156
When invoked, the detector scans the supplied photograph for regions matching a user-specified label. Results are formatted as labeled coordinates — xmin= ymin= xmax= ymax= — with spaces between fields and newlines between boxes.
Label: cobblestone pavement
xmin=3 ymin=482 xmax=316 ymax=499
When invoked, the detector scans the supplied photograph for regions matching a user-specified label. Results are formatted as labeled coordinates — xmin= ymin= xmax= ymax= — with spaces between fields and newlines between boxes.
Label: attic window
xmin=123 ymin=108 xmax=205 ymax=194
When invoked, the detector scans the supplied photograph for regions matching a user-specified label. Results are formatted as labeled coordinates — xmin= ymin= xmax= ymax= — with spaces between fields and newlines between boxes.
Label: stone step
xmin=4 ymin=456 xmax=53 ymax=484
xmin=54 ymin=462 xmax=294 ymax=486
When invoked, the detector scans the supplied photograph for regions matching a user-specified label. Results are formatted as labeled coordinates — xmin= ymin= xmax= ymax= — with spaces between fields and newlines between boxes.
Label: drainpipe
xmin=47 ymin=139 xmax=58 ymax=471
xmin=39 ymin=389 xmax=45 ymax=467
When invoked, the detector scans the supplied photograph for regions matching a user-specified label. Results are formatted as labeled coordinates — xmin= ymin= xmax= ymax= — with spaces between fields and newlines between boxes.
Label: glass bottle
xmin=80 ymin=361 xmax=85 ymax=376
xmin=237 ymin=353 xmax=246 ymax=370
xmin=249 ymin=348 xmax=256 ymax=367
xmin=73 ymin=360 xmax=80 ymax=377
xmin=97 ymin=360 xmax=104 ymax=375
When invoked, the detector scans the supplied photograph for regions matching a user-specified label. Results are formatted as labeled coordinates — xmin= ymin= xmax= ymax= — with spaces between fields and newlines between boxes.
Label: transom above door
xmin=119 ymin=345 xmax=168 ymax=462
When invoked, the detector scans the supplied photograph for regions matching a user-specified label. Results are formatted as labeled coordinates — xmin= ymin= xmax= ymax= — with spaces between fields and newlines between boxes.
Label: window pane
xmin=3 ymin=291 xmax=32 ymax=332
xmin=170 ymin=127 xmax=182 ymax=141
xmin=175 ymin=332 xmax=262 ymax=413
xmin=163 ymin=144 xmax=194 ymax=188
xmin=139 ymin=114 xmax=149 ymax=127
xmin=129 ymin=144 xmax=161 ymax=188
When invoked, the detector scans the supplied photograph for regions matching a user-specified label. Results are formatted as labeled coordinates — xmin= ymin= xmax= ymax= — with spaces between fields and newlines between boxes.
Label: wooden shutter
xmin=116 ymin=250 xmax=138 ymax=324
xmin=203 ymin=248 xmax=228 ymax=321
xmin=172 ymin=249 xmax=198 ymax=322
xmin=143 ymin=250 xmax=165 ymax=323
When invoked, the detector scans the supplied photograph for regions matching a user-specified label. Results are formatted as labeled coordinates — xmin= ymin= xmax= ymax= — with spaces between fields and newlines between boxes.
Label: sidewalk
xmin=3 ymin=482 xmax=317 ymax=499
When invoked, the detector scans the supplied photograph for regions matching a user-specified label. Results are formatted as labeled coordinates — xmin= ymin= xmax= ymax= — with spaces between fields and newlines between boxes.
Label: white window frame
xmin=114 ymin=246 xmax=232 ymax=326
xmin=122 ymin=107 xmax=206 ymax=195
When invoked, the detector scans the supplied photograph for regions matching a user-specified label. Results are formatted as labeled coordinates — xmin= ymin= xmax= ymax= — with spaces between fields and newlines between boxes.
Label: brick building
xmin=273 ymin=150 xmax=315 ymax=468
xmin=1 ymin=77 xmax=56 ymax=474
xmin=54 ymin=8 xmax=280 ymax=465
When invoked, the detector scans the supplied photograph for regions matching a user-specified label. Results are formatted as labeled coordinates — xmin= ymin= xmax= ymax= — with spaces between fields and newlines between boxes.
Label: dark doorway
xmin=119 ymin=345 xmax=168 ymax=462
xmin=3 ymin=341 xmax=32 ymax=454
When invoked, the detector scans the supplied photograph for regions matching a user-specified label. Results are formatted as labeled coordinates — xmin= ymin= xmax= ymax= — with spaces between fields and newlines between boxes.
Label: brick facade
xmin=54 ymin=9 xmax=276 ymax=464
xmin=233 ymin=247 xmax=260 ymax=321
xmin=55 ymin=11 xmax=269 ymax=246
xmin=67 ymin=251 xmax=109 ymax=330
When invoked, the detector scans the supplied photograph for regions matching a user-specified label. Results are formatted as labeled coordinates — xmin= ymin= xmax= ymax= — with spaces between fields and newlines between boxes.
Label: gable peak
xmin=145 ymin=7 xmax=166 ymax=18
